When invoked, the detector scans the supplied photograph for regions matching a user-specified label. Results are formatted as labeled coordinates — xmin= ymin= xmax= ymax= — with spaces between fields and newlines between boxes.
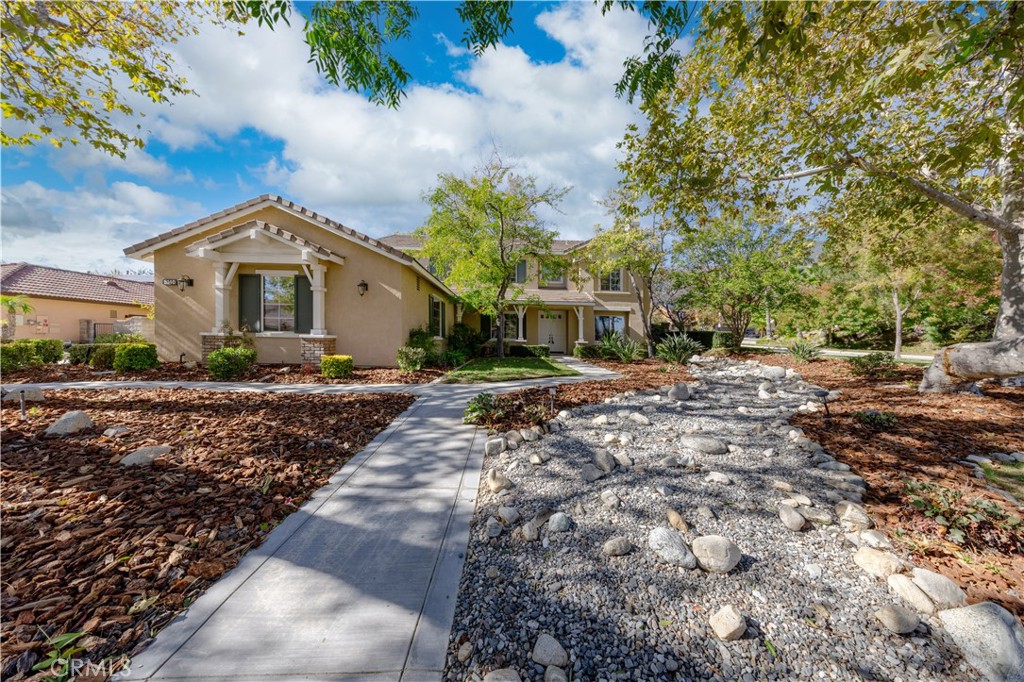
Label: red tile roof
xmin=378 ymin=234 xmax=590 ymax=254
xmin=0 ymin=263 xmax=154 ymax=306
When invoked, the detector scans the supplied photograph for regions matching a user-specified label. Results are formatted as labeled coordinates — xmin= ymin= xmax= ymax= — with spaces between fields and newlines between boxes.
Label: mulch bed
xmin=0 ymin=389 xmax=415 ymax=680
xmin=736 ymin=352 xmax=1024 ymax=621
xmin=486 ymin=359 xmax=693 ymax=431
xmin=2 ymin=363 xmax=443 ymax=385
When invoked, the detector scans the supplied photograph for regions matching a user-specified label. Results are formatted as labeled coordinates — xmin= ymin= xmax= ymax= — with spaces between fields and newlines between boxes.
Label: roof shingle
xmin=0 ymin=263 xmax=154 ymax=306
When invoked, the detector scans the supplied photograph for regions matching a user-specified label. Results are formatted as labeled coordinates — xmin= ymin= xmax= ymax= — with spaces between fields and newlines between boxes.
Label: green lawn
xmin=981 ymin=461 xmax=1024 ymax=502
xmin=441 ymin=357 xmax=581 ymax=384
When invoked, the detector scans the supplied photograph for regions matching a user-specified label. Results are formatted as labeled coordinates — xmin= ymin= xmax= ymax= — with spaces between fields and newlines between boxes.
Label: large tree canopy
xmin=619 ymin=0 xmax=1023 ymax=390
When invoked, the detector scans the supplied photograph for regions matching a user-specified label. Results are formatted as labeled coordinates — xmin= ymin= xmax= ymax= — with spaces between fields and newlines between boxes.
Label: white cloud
xmin=3 ymin=2 xmax=669 ymax=271
xmin=435 ymin=32 xmax=470 ymax=58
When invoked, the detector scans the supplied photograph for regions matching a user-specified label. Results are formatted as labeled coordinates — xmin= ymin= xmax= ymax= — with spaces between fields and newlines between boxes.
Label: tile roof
xmin=377 ymin=234 xmax=591 ymax=255
xmin=184 ymin=220 xmax=344 ymax=263
xmin=0 ymin=263 xmax=154 ymax=306
xmin=508 ymin=289 xmax=596 ymax=306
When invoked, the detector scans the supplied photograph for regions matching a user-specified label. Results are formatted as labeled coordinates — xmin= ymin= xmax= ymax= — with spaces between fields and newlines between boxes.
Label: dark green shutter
xmin=295 ymin=275 xmax=312 ymax=334
xmin=238 ymin=274 xmax=261 ymax=332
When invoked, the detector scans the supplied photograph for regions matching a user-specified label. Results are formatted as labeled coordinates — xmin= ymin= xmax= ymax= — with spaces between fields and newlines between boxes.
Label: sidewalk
xmin=105 ymin=360 xmax=618 ymax=681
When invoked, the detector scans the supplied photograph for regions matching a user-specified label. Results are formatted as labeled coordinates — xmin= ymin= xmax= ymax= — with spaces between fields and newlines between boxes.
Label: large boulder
xmin=679 ymin=435 xmax=728 ymax=455
xmin=938 ymin=602 xmax=1024 ymax=682
xmin=667 ymin=383 xmax=690 ymax=401
xmin=2 ymin=386 xmax=44 ymax=402
xmin=120 ymin=445 xmax=172 ymax=467
xmin=44 ymin=410 xmax=93 ymax=437
xmin=692 ymin=535 xmax=742 ymax=573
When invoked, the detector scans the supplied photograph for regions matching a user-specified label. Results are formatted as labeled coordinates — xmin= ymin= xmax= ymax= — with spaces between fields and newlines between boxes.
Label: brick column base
xmin=200 ymin=334 xmax=230 ymax=362
xmin=300 ymin=336 xmax=336 ymax=366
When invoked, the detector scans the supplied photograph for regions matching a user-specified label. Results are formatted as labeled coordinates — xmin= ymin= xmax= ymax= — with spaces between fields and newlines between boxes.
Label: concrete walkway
xmin=740 ymin=339 xmax=934 ymax=362
xmin=8 ymin=357 xmax=618 ymax=682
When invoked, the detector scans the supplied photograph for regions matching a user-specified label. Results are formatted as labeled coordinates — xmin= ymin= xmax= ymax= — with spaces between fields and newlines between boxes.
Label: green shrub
xmin=853 ymin=409 xmax=899 ymax=431
xmin=463 ymin=392 xmax=503 ymax=425
xmin=68 ymin=344 xmax=92 ymax=365
xmin=711 ymin=331 xmax=735 ymax=349
xmin=407 ymin=326 xmax=438 ymax=365
xmin=683 ymin=330 xmax=715 ymax=349
xmin=321 ymin=354 xmax=354 ymax=378
xmin=788 ymin=339 xmax=820 ymax=363
xmin=113 ymin=343 xmax=159 ymax=372
xmin=30 ymin=339 xmax=65 ymax=363
xmin=448 ymin=323 xmax=484 ymax=357
xmin=655 ymin=334 xmax=704 ymax=364
xmin=207 ymin=347 xmax=257 ymax=380
xmin=572 ymin=343 xmax=603 ymax=359
xmin=396 ymin=345 xmax=427 ymax=372
xmin=599 ymin=332 xmax=646 ymax=363
xmin=509 ymin=344 xmax=551 ymax=358
xmin=94 ymin=332 xmax=146 ymax=344
xmin=439 ymin=349 xmax=467 ymax=368
xmin=0 ymin=340 xmax=40 ymax=373
xmin=88 ymin=344 xmax=118 ymax=370
xmin=847 ymin=352 xmax=898 ymax=378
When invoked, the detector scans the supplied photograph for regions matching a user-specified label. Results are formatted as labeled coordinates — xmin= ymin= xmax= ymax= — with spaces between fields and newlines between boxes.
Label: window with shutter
xmin=237 ymin=273 xmax=312 ymax=333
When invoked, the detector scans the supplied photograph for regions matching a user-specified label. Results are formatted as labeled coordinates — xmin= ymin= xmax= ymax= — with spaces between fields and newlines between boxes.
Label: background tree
xmin=671 ymin=217 xmax=812 ymax=349
xmin=621 ymin=1 xmax=1023 ymax=391
xmin=1 ymin=294 xmax=33 ymax=341
xmin=417 ymin=155 xmax=569 ymax=359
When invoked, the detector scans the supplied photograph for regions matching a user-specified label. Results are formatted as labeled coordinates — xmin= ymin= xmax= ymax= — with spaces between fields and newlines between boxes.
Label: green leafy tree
xmin=621 ymin=1 xmax=1023 ymax=390
xmin=1 ymin=294 xmax=33 ymax=341
xmin=671 ymin=217 xmax=812 ymax=349
xmin=417 ymin=154 xmax=569 ymax=359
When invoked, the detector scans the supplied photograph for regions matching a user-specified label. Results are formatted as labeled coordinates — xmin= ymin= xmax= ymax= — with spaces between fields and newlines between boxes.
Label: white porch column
xmin=310 ymin=263 xmax=327 ymax=335
xmin=514 ymin=305 xmax=527 ymax=341
xmin=574 ymin=306 xmax=586 ymax=343
xmin=213 ymin=262 xmax=229 ymax=333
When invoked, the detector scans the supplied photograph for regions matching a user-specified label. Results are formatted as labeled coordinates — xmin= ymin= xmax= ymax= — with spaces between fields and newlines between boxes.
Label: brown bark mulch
xmin=0 ymin=389 xmax=415 ymax=680
xmin=2 ymin=363 xmax=443 ymax=385
xmin=735 ymin=352 xmax=1024 ymax=622
xmin=485 ymin=359 xmax=694 ymax=431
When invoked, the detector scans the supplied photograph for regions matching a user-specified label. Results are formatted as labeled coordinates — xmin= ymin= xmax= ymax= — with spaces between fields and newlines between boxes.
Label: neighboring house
xmin=0 ymin=263 xmax=154 ymax=342
xmin=123 ymin=195 xmax=456 ymax=367
xmin=378 ymin=235 xmax=646 ymax=355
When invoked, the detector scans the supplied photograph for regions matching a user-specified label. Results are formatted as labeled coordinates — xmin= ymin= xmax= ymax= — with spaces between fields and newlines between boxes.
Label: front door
xmin=538 ymin=311 xmax=566 ymax=354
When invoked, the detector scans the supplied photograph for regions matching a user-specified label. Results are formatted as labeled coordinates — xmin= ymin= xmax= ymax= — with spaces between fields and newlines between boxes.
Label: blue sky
xmin=1 ymin=1 xmax=660 ymax=274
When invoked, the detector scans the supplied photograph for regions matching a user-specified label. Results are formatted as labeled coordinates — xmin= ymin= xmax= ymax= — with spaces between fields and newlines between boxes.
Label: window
xmin=598 ymin=270 xmax=622 ymax=292
xmin=595 ymin=314 xmax=625 ymax=338
xmin=512 ymin=260 xmax=527 ymax=284
xmin=239 ymin=274 xmax=312 ymax=333
xmin=540 ymin=262 xmax=565 ymax=288
xmin=109 ymin=309 xmax=118 ymax=319
xmin=503 ymin=313 xmax=521 ymax=339
xmin=429 ymin=295 xmax=446 ymax=338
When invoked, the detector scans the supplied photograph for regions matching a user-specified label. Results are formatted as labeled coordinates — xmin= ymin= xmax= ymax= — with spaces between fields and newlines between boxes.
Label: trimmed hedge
xmin=572 ymin=343 xmax=603 ymax=359
xmin=207 ymin=347 xmax=257 ymax=380
xmin=89 ymin=344 xmax=118 ymax=370
xmin=683 ymin=330 xmax=716 ymax=349
xmin=321 ymin=354 xmax=354 ymax=378
xmin=113 ymin=343 xmax=159 ymax=372
xmin=31 ymin=339 xmax=65 ymax=363
xmin=0 ymin=340 xmax=41 ymax=373
xmin=712 ymin=331 xmax=736 ymax=349
xmin=69 ymin=344 xmax=92 ymax=365
xmin=509 ymin=344 xmax=551 ymax=358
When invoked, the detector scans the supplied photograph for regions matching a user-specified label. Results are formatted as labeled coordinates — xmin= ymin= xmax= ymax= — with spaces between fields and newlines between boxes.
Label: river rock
xmin=483 ymin=669 xmax=522 ymax=682
xmin=836 ymin=501 xmax=873 ymax=530
xmin=875 ymin=605 xmax=919 ymax=634
xmin=853 ymin=547 xmax=904 ymax=578
xmin=593 ymin=449 xmax=617 ymax=473
xmin=119 ymin=445 xmax=172 ymax=467
xmin=667 ymin=383 xmax=690 ymax=401
xmin=531 ymin=633 xmax=569 ymax=667
xmin=486 ymin=469 xmax=512 ymax=493
xmin=887 ymin=574 xmax=936 ymax=615
xmin=648 ymin=527 xmax=697 ymax=568
xmin=692 ymin=535 xmax=742 ymax=573
xmin=44 ymin=410 xmax=93 ymax=436
xmin=547 ymin=512 xmax=571 ymax=532
xmin=709 ymin=605 xmax=746 ymax=641
xmin=938 ymin=602 xmax=1024 ymax=682
xmin=2 ymin=386 xmax=44 ymax=402
xmin=911 ymin=567 xmax=967 ymax=610
xmin=779 ymin=504 xmax=806 ymax=531
xmin=485 ymin=437 xmax=507 ymax=456
xmin=667 ymin=509 xmax=689 ymax=532
xmin=603 ymin=536 xmax=632 ymax=556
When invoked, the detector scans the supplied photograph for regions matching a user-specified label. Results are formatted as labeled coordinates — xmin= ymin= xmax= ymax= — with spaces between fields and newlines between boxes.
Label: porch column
xmin=514 ymin=305 xmax=527 ymax=341
xmin=574 ymin=306 xmax=586 ymax=343
xmin=310 ymin=263 xmax=327 ymax=335
xmin=213 ymin=262 xmax=229 ymax=333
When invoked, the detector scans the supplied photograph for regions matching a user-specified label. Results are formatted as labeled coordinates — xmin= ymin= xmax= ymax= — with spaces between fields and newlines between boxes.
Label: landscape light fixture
xmin=357 ymin=280 xmax=368 ymax=296
xmin=177 ymin=275 xmax=194 ymax=292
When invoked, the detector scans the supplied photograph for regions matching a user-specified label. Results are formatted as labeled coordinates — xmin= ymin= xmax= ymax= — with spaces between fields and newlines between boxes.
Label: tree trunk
xmin=764 ymin=298 xmax=772 ymax=339
xmin=892 ymin=289 xmax=904 ymax=360
xmin=496 ymin=309 xmax=506 ymax=359
xmin=920 ymin=336 xmax=1024 ymax=392
xmin=632 ymin=274 xmax=655 ymax=358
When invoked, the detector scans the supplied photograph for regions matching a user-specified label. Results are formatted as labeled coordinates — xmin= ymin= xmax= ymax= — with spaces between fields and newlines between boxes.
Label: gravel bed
xmin=446 ymin=357 xmax=981 ymax=682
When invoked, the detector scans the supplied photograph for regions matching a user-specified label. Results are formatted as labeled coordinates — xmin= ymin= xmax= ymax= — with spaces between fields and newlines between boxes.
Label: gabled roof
xmin=377 ymin=234 xmax=591 ymax=255
xmin=0 ymin=263 xmax=154 ymax=306
xmin=185 ymin=220 xmax=346 ymax=265
xmin=123 ymin=194 xmax=454 ymax=297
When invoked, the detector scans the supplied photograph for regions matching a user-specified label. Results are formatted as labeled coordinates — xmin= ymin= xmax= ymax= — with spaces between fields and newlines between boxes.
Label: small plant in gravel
xmin=463 ymin=392 xmax=503 ymax=425
xmin=847 ymin=351 xmax=898 ymax=378
xmin=32 ymin=629 xmax=85 ymax=682
xmin=655 ymin=334 xmax=704 ymax=364
xmin=852 ymin=409 xmax=899 ymax=430
xmin=207 ymin=347 xmax=257 ymax=380
xmin=788 ymin=339 xmax=820 ymax=363
xmin=904 ymin=480 xmax=1023 ymax=551
xmin=523 ymin=403 xmax=549 ymax=426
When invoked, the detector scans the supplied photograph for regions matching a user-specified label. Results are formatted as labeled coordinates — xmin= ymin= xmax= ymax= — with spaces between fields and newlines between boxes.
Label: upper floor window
xmin=512 ymin=260 xmax=527 ymax=284
xmin=598 ymin=270 xmax=623 ymax=292
xmin=540 ymin=262 xmax=566 ymax=289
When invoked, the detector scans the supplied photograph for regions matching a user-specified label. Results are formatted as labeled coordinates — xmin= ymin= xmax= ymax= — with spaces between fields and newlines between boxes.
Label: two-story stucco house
xmin=378 ymin=235 xmax=647 ymax=355
xmin=123 ymin=195 xmax=456 ymax=367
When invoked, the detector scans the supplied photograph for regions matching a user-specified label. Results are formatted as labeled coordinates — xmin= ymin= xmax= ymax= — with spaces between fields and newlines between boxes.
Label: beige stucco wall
xmin=7 ymin=296 xmax=148 ymax=342
xmin=147 ymin=204 xmax=453 ymax=367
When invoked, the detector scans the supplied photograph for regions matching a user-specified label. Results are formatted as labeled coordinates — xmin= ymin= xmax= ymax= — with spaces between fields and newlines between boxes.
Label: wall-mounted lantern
xmin=357 ymin=280 xmax=368 ymax=297
xmin=177 ymin=275 xmax=194 ymax=292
